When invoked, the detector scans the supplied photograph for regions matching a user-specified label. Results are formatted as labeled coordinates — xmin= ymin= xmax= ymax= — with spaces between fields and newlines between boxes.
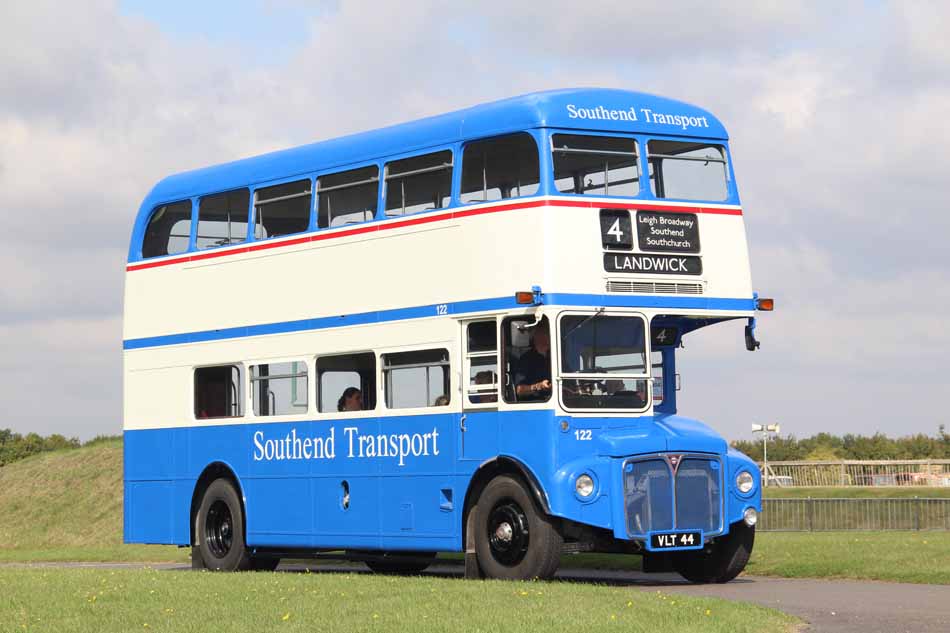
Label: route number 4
xmin=607 ymin=218 xmax=624 ymax=242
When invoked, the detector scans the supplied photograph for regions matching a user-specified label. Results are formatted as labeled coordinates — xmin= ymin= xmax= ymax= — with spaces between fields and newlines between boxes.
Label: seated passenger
xmin=433 ymin=395 xmax=450 ymax=406
xmin=515 ymin=322 xmax=551 ymax=400
xmin=471 ymin=370 xmax=498 ymax=404
xmin=337 ymin=387 xmax=363 ymax=412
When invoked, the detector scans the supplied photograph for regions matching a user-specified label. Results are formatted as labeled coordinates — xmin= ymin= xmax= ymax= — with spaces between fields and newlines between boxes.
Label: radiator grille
xmin=623 ymin=454 xmax=723 ymax=537
xmin=606 ymin=280 xmax=704 ymax=295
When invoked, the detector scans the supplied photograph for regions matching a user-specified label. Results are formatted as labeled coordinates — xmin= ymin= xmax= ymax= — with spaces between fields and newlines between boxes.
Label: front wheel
xmin=673 ymin=522 xmax=754 ymax=583
xmin=473 ymin=475 xmax=562 ymax=580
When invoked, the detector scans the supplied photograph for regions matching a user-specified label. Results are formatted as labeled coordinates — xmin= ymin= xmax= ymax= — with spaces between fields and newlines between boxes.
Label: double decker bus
xmin=124 ymin=88 xmax=770 ymax=581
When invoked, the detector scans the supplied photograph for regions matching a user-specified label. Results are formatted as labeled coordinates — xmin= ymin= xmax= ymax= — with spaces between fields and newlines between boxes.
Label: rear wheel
xmin=673 ymin=522 xmax=754 ymax=583
xmin=364 ymin=551 xmax=436 ymax=574
xmin=473 ymin=475 xmax=562 ymax=580
xmin=195 ymin=478 xmax=253 ymax=571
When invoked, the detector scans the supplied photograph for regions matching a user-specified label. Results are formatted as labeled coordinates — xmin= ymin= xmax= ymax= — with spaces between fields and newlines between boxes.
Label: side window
xmin=651 ymin=351 xmax=664 ymax=403
xmin=648 ymin=140 xmax=728 ymax=201
xmin=254 ymin=179 xmax=312 ymax=240
xmin=465 ymin=321 xmax=498 ymax=405
xmin=384 ymin=150 xmax=453 ymax=217
xmin=317 ymin=166 xmax=379 ymax=228
xmin=502 ymin=316 xmax=551 ymax=404
xmin=383 ymin=349 xmax=450 ymax=409
xmin=195 ymin=365 xmax=243 ymax=419
xmin=317 ymin=352 xmax=376 ymax=412
xmin=197 ymin=188 xmax=250 ymax=250
xmin=142 ymin=200 xmax=192 ymax=258
xmin=250 ymin=361 xmax=308 ymax=416
xmin=552 ymin=134 xmax=639 ymax=197
xmin=460 ymin=133 xmax=540 ymax=203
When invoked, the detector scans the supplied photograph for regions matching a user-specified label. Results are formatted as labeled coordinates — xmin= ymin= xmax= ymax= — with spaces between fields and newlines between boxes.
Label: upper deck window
xmin=384 ymin=151 xmax=452 ymax=217
xmin=552 ymin=134 xmax=639 ymax=197
xmin=197 ymin=189 xmax=250 ymax=250
xmin=142 ymin=200 xmax=192 ymax=258
xmin=317 ymin=165 xmax=379 ymax=228
xmin=460 ymin=133 xmax=539 ymax=203
xmin=254 ymin=179 xmax=312 ymax=240
xmin=647 ymin=140 xmax=728 ymax=201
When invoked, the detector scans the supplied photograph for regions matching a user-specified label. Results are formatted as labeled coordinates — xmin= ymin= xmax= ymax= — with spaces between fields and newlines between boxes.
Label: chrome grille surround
xmin=622 ymin=452 xmax=724 ymax=539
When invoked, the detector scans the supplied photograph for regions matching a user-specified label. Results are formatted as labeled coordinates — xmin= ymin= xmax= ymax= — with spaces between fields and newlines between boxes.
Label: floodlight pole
xmin=752 ymin=423 xmax=780 ymax=487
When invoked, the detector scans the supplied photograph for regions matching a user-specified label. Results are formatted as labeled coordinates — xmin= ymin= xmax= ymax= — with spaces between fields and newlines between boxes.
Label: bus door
xmin=460 ymin=319 xmax=501 ymax=461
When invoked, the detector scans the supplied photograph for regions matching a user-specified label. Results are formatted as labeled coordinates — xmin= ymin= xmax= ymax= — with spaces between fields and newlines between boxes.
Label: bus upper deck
xmin=125 ymin=88 xmax=754 ymax=347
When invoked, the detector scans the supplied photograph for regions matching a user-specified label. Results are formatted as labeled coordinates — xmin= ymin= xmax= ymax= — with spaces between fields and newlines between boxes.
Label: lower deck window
xmin=250 ymin=361 xmax=308 ymax=416
xmin=383 ymin=349 xmax=450 ymax=408
xmin=195 ymin=365 xmax=243 ymax=419
xmin=317 ymin=352 xmax=376 ymax=412
xmin=559 ymin=313 xmax=649 ymax=409
xmin=503 ymin=316 xmax=552 ymax=404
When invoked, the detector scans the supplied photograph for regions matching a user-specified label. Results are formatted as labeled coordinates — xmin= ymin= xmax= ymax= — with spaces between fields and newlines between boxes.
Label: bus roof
xmin=143 ymin=88 xmax=728 ymax=204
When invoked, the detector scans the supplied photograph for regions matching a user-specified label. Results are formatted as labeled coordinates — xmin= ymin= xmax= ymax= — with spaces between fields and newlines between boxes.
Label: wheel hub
xmin=487 ymin=501 xmax=529 ymax=566
xmin=205 ymin=500 xmax=234 ymax=559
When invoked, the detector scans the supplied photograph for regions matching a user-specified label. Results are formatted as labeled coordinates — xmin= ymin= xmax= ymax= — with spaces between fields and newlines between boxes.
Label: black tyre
xmin=473 ymin=475 xmax=562 ymax=580
xmin=195 ymin=478 xmax=253 ymax=571
xmin=673 ymin=522 xmax=754 ymax=583
xmin=364 ymin=551 xmax=436 ymax=574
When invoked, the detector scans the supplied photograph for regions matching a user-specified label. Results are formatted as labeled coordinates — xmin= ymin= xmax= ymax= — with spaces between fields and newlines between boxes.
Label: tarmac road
xmin=7 ymin=560 xmax=948 ymax=633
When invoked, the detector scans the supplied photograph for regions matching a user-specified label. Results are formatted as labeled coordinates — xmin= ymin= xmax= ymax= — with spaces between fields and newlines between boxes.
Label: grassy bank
xmin=0 ymin=567 xmax=797 ymax=633
xmin=0 ymin=440 xmax=183 ymax=563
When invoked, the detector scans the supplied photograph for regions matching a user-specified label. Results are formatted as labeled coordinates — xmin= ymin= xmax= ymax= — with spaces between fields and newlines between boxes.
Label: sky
xmin=1 ymin=1 xmax=948 ymax=442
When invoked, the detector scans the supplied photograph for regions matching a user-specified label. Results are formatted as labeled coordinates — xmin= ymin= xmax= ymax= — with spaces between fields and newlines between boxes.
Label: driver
xmin=515 ymin=320 xmax=551 ymax=399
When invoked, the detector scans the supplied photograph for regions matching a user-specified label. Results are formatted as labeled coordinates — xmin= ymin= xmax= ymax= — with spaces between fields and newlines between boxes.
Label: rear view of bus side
xmin=123 ymin=88 xmax=769 ymax=582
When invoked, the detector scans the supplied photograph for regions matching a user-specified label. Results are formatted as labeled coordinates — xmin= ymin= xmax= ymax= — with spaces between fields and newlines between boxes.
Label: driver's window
xmin=502 ymin=316 xmax=551 ymax=404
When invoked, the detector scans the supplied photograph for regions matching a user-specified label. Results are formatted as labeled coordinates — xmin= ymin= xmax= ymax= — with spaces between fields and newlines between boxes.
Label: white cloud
xmin=0 ymin=1 xmax=947 ymax=440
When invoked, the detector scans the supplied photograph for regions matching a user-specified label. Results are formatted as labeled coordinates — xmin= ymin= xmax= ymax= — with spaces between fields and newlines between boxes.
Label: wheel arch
xmin=189 ymin=461 xmax=247 ymax=546
xmin=462 ymin=455 xmax=552 ymax=550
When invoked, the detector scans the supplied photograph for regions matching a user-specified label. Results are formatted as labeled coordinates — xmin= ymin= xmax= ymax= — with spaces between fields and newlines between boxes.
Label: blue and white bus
xmin=123 ymin=88 xmax=770 ymax=581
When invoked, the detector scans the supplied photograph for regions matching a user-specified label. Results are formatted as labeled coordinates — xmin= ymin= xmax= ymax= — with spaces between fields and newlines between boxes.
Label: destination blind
xmin=599 ymin=209 xmax=703 ymax=275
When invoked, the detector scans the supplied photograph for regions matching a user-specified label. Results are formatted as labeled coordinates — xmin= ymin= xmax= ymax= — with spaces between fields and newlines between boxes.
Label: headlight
xmin=743 ymin=507 xmax=758 ymax=527
xmin=736 ymin=470 xmax=755 ymax=494
xmin=575 ymin=474 xmax=595 ymax=497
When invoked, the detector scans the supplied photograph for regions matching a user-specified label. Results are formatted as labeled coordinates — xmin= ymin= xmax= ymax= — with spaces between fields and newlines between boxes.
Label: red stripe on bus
xmin=127 ymin=199 xmax=741 ymax=271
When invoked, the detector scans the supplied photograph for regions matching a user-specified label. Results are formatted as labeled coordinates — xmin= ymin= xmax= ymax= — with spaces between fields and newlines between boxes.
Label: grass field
xmin=764 ymin=486 xmax=950 ymax=499
xmin=0 ymin=567 xmax=798 ymax=633
xmin=746 ymin=531 xmax=950 ymax=584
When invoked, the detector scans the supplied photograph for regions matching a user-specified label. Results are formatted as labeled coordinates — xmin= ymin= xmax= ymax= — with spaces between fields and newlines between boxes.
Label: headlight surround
xmin=736 ymin=470 xmax=755 ymax=494
xmin=575 ymin=474 xmax=595 ymax=498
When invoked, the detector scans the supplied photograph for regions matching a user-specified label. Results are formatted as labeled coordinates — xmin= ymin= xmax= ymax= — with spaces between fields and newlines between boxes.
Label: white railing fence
xmin=758 ymin=460 xmax=950 ymax=487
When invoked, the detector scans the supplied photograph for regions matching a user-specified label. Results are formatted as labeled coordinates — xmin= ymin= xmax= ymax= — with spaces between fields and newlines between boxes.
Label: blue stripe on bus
xmin=122 ymin=293 xmax=755 ymax=350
